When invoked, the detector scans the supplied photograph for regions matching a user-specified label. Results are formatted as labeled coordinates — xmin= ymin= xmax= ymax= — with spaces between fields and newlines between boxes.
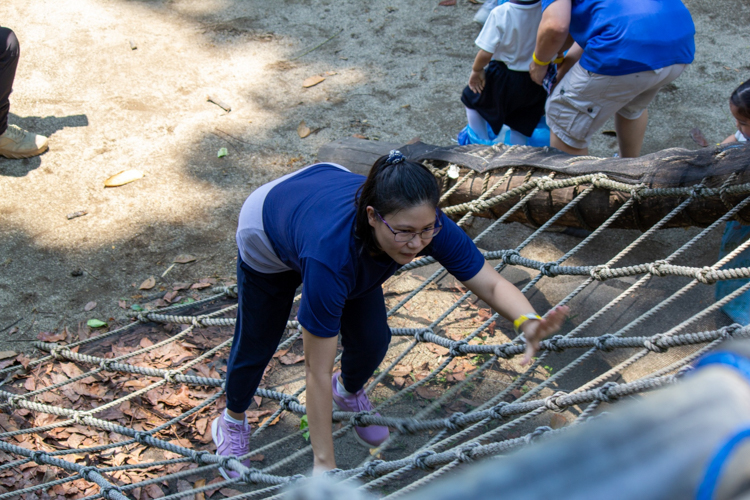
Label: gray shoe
xmin=0 ymin=124 xmax=48 ymax=159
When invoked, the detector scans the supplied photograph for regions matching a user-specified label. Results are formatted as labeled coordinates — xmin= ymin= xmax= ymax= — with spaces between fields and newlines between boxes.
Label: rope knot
xmin=543 ymin=335 xmax=565 ymax=352
xmin=72 ymin=412 xmax=86 ymax=425
xmin=690 ymin=184 xmax=705 ymax=197
xmin=648 ymin=260 xmax=668 ymax=277
xmin=490 ymin=402 xmax=509 ymax=420
xmin=280 ymin=397 xmax=298 ymax=411
xmin=50 ymin=347 xmax=67 ymax=360
xmin=502 ymin=250 xmax=520 ymax=266
xmin=544 ymin=391 xmax=568 ymax=412
xmin=396 ymin=419 xmax=417 ymax=434
xmin=447 ymin=412 xmax=465 ymax=431
xmin=525 ymin=426 xmax=552 ymax=444
xmin=643 ymin=333 xmax=668 ymax=353
xmin=629 ymin=185 xmax=645 ymax=202
xmin=323 ymin=468 xmax=344 ymax=478
xmin=99 ymin=359 xmax=115 ymax=371
xmin=364 ymin=460 xmax=385 ymax=477
xmin=457 ymin=442 xmax=481 ymax=463
xmin=136 ymin=313 xmax=150 ymax=323
xmin=414 ymin=451 xmax=437 ymax=470
xmin=78 ymin=465 xmax=97 ymax=481
xmin=414 ymin=328 xmax=430 ymax=343
xmin=493 ymin=344 xmax=512 ymax=359
xmin=595 ymin=382 xmax=619 ymax=403
xmin=101 ymin=485 xmax=125 ymax=499
xmin=194 ymin=451 xmax=211 ymax=465
xmin=29 ymin=451 xmax=44 ymax=464
xmin=539 ymin=262 xmax=557 ymax=277
xmin=133 ymin=431 xmax=150 ymax=445
xmin=241 ymin=469 xmax=261 ymax=484
xmin=695 ymin=266 xmax=716 ymax=284
xmin=163 ymin=370 xmax=178 ymax=383
xmin=449 ymin=340 xmax=468 ymax=358
xmin=594 ymin=334 xmax=617 ymax=352
xmin=351 ymin=412 xmax=369 ymax=428
xmin=589 ymin=265 xmax=610 ymax=281
xmin=225 ymin=285 xmax=238 ymax=298
xmin=719 ymin=323 xmax=744 ymax=340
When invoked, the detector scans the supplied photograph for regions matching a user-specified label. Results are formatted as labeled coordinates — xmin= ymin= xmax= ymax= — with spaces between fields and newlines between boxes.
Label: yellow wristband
xmin=532 ymin=52 xmax=551 ymax=66
xmin=514 ymin=313 xmax=542 ymax=333
xmin=553 ymin=55 xmax=565 ymax=64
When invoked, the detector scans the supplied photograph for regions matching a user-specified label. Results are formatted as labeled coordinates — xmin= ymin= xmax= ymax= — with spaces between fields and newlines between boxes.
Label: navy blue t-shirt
xmin=541 ymin=0 xmax=695 ymax=76
xmin=262 ymin=164 xmax=485 ymax=338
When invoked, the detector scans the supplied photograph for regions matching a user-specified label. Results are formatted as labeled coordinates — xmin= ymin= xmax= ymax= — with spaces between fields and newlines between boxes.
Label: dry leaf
xmin=220 ymin=489 xmax=243 ymax=498
xmin=104 ymin=169 xmax=144 ymax=187
xmin=190 ymin=282 xmax=212 ymax=290
xmin=246 ymin=410 xmax=273 ymax=423
xmin=690 ymin=127 xmax=709 ymax=147
xmin=415 ymin=386 xmax=440 ymax=399
xmin=549 ymin=413 xmax=568 ymax=429
xmin=163 ymin=290 xmax=179 ymax=303
xmin=273 ymin=349 xmax=289 ymax=358
xmin=144 ymin=484 xmax=165 ymax=498
xmin=0 ymin=351 xmax=16 ymax=360
xmin=84 ymin=301 xmax=97 ymax=312
xmin=390 ymin=365 xmax=412 ymax=377
xmin=173 ymin=254 xmax=197 ymax=264
xmin=37 ymin=331 xmax=67 ymax=343
xmin=352 ymin=134 xmax=368 ymax=139
xmin=260 ymin=414 xmax=282 ymax=427
xmin=425 ymin=344 xmax=449 ymax=356
xmin=302 ymin=75 xmax=325 ymax=88
xmin=278 ymin=352 xmax=305 ymax=365
xmin=297 ymin=120 xmax=312 ymax=138
xmin=139 ymin=277 xmax=156 ymax=290
xmin=118 ymin=300 xmax=127 ymax=309
xmin=172 ymin=282 xmax=191 ymax=290
xmin=439 ymin=0 xmax=456 ymax=5
xmin=249 ymin=454 xmax=265 ymax=461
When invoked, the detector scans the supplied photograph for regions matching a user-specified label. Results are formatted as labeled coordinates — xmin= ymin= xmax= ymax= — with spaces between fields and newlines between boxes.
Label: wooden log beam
xmin=317 ymin=137 xmax=750 ymax=230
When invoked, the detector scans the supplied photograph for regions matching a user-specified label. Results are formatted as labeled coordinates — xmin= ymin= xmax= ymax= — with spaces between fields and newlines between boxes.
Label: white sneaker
xmin=0 ymin=124 xmax=48 ymax=159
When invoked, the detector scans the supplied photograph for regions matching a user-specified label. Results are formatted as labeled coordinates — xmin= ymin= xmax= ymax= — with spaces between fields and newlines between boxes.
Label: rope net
xmin=3 ymin=155 xmax=750 ymax=500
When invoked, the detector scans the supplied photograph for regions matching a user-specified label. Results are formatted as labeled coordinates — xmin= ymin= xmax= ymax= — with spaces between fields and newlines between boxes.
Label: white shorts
xmin=546 ymin=62 xmax=687 ymax=149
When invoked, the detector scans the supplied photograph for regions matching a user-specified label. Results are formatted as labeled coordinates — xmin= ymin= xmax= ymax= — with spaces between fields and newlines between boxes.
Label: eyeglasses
xmin=375 ymin=210 xmax=442 ymax=242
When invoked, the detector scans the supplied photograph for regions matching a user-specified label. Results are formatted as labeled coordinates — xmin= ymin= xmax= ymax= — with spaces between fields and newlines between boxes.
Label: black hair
xmin=355 ymin=154 xmax=441 ymax=255
xmin=730 ymin=80 xmax=750 ymax=119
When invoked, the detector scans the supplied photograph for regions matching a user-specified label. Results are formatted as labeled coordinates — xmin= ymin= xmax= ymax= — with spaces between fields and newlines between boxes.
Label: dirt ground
xmin=1 ymin=0 xmax=749 ymax=492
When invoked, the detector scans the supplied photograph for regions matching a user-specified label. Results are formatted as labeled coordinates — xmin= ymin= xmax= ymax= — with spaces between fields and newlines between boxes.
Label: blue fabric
xmin=262 ymin=164 xmax=485 ymax=337
xmin=694 ymin=352 xmax=750 ymax=385
xmin=715 ymin=221 xmax=750 ymax=325
xmin=540 ymin=0 xmax=695 ymax=76
xmin=696 ymin=426 xmax=750 ymax=500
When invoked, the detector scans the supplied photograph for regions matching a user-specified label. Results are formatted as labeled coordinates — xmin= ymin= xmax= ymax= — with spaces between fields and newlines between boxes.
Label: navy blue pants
xmin=225 ymin=257 xmax=392 ymax=413
xmin=0 ymin=28 xmax=19 ymax=136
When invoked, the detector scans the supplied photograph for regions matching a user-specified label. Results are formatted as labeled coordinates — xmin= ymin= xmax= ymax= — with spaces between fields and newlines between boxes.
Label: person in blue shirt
xmin=212 ymin=151 xmax=569 ymax=477
xmin=528 ymin=0 xmax=695 ymax=158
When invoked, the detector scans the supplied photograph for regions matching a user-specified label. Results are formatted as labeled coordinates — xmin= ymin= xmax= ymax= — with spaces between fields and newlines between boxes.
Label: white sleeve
xmin=736 ymin=130 xmax=747 ymax=142
xmin=474 ymin=5 xmax=511 ymax=55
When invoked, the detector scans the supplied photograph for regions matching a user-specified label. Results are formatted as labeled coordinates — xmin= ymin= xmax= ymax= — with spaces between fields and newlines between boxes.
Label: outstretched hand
xmin=520 ymin=305 xmax=570 ymax=365
xmin=468 ymin=69 xmax=485 ymax=94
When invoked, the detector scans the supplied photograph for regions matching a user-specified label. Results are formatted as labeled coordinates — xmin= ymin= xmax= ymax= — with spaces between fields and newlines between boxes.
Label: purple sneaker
xmin=211 ymin=414 xmax=252 ymax=480
xmin=331 ymin=372 xmax=389 ymax=447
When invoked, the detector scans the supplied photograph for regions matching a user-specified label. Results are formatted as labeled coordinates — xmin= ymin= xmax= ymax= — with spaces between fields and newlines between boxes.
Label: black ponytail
xmin=355 ymin=152 xmax=441 ymax=255
xmin=731 ymin=80 xmax=750 ymax=119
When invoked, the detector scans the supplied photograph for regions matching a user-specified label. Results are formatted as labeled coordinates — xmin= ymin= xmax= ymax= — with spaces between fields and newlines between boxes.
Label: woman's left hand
xmin=520 ymin=305 xmax=570 ymax=365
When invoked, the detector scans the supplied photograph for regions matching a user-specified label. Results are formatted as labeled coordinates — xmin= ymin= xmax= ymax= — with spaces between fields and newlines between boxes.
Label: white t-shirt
xmin=474 ymin=0 xmax=542 ymax=72
xmin=735 ymin=130 xmax=747 ymax=142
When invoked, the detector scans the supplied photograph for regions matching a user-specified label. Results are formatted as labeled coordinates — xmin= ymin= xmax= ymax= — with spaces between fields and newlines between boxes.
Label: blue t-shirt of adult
xmin=541 ymin=0 xmax=695 ymax=76
xmin=262 ymin=164 xmax=486 ymax=338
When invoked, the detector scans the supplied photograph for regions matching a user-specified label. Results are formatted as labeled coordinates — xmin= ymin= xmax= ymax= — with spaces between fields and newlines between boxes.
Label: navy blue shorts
xmin=225 ymin=256 xmax=392 ymax=413
xmin=461 ymin=60 xmax=547 ymax=137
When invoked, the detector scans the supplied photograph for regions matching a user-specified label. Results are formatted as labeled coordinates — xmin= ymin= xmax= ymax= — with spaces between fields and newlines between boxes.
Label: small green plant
xmin=299 ymin=415 xmax=309 ymax=441
xmin=437 ymin=376 xmax=447 ymax=384
xmin=521 ymin=385 xmax=529 ymax=394
xmin=543 ymin=365 xmax=554 ymax=374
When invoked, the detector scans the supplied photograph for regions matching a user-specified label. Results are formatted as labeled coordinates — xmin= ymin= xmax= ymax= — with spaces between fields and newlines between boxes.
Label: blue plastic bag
xmin=715 ymin=221 xmax=750 ymax=325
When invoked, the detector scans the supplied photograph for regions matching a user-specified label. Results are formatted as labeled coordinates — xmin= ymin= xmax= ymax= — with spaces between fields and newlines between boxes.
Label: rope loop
xmin=643 ymin=333 xmax=668 ymax=353
xmin=414 ymin=451 xmax=437 ymax=470
xmin=629 ymin=185 xmax=644 ymax=202
xmin=218 ymin=455 xmax=233 ymax=469
xmin=594 ymin=334 xmax=617 ymax=352
xmin=100 ymin=485 xmax=125 ymax=499
xmin=50 ymin=346 xmax=68 ymax=360
xmin=457 ymin=442 xmax=481 ymax=463
xmin=539 ymin=262 xmax=557 ymax=277
xmin=414 ymin=328 xmax=430 ymax=343
xmin=719 ymin=323 xmax=743 ymax=340
xmin=225 ymin=285 xmax=238 ymax=298
xmin=544 ymin=391 xmax=568 ymax=412
xmin=589 ymin=265 xmax=610 ymax=281
xmin=364 ymin=460 xmax=385 ymax=477
xmin=695 ymin=266 xmax=716 ymax=284
xmin=544 ymin=335 xmax=565 ymax=353
xmin=595 ymin=382 xmax=619 ymax=403
xmin=502 ymin=250 xmax=520 ymax=266
xmin=163 ymin=370 xmax=178 ymax=383
xmin=525 ymin=426 xmax=552 ymax=444
xmin=280 ymin=396 xmax=299 ymax=411
xmin=71 ymin=411 xmax=86 ymax=425
xmin=449 ymin=340 xmax=468 ymax=358
xmin=6 ymin=395 xmax=21 ymax=409
xmin=137 ymin=313 xmax=150 ymax=323
xmin=29 ymin=451 xmax=44 ymax=464
xmin=447 ymin=412 xmax=465 ymax=431
xmin=690 ymin=184 xmax=705 ymax=198
xmin=648 ymin=260 xmax=668 ymax=277
xmin=194 ymin=451 xmax=212 ymax=465
xmin=490 ymin=402 xmax=509 ymax=420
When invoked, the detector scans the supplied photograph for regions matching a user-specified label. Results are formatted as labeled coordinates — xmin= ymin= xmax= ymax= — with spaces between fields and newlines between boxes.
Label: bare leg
xmin=551 ymin=131 xmax=588 ymax=156
xmin=615 ymin=110 xmax=649 ymax=158
xmin=227 ymin=409 xmax=245 ymax=420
